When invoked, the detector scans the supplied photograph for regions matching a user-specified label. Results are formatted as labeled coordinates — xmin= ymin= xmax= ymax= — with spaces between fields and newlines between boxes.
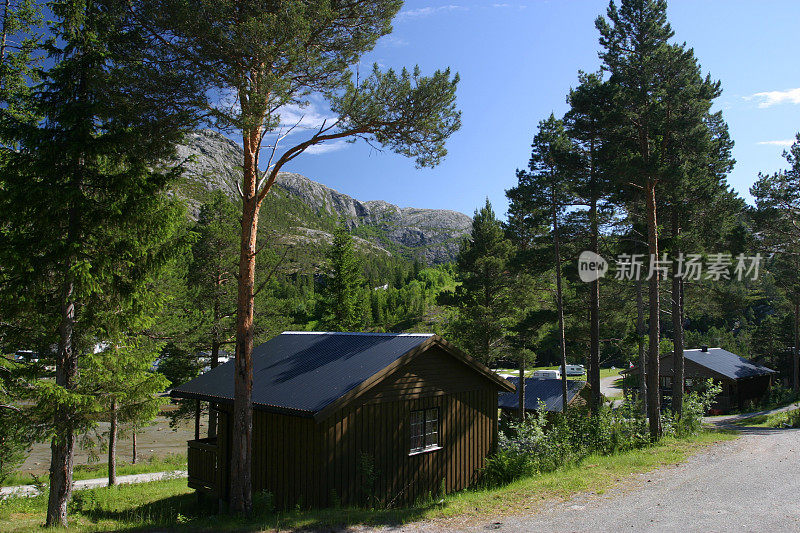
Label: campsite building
xmin=623 ymin=347 xmax=776 ymax=412
xmin=171 ymin=332 xmax=514 ymax=508
xmin=497 ymin=377 xmax=587 ymax=415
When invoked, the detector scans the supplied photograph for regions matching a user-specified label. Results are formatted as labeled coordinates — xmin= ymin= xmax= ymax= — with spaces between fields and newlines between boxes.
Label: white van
xmin=565 ymin=364 xmax=585 ymax=376
xmin=532 ymin=369 xmax=561 ymax=379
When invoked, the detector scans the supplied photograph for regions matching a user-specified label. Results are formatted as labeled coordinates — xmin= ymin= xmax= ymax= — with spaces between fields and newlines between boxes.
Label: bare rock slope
xmin=175 ymin=130 xmax=472 ymax=263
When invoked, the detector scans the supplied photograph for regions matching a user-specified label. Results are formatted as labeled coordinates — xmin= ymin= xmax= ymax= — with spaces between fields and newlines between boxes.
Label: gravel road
xmin=377 ymin=427 xmax=800 ymax=533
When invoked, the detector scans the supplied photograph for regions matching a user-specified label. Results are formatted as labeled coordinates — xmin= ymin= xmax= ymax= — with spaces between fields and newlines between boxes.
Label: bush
xmin=483 ymin=385 xmax=718 ymax=488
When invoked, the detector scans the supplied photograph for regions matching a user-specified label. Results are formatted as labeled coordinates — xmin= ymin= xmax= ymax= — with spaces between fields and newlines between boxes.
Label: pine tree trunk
xmin=636 ymin=279 xmax=647 ymax=415
xmin=518 ymin=354 xmax=526 ymax=420
xmin=671 ymin=216 xmax=685 ymax=415
xmin=645 ymin=182 xmax=662 ymax=440
xmin=108 ymin=399 xmax=117 ymax=486
xmin=132 ymin=431 xmax=136 ymax=464
xmin=589 ymin=196 xmax=601 ymax=412
xmin=230 ymin=131 xmax=260 ymax=515
xmin=208 ymin=284 xmax=221 ymax=438
xmin=0 ymin=0 xmax=10 ymax=65
xmin=553 ymin=196 xmax=568 ymax=413
xmin=47 ymin=270 xmax=77 ymax=527
xmin=794 ymin=303 xmax=799 ymax=394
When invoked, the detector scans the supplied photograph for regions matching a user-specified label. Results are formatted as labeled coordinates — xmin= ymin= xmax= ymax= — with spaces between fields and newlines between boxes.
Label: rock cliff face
xmin=175 ymin=130 xmax=472 ymax=263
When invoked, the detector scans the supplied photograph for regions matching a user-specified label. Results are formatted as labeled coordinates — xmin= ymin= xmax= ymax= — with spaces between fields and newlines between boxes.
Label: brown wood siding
xmin=209 ymin=345 xmax=501 ymax=509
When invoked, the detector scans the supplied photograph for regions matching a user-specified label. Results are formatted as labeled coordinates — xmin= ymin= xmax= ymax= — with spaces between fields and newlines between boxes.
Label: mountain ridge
xmin=173 ymin=130 xmax=472 ymax=263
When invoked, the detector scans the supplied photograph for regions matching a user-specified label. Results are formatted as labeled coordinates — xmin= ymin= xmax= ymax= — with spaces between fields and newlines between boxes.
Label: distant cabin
xmin=170 ymin=332 xmax=514 ymax=508
xmin=497 ymin=377 xmax=587 ymax=415
xmin=623 ymin=347 xmax=776 ymax=412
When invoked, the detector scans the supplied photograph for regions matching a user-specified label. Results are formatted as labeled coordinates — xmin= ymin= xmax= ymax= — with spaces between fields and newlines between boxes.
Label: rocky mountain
xmin=173 ymin=130 xmax=472 ymax=263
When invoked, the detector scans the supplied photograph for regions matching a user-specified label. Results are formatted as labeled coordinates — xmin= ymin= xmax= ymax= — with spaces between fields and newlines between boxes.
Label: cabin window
xmin=410 ymin=408 xmax=439 ymax=454
xmin=660 ymin=376 xmax=672 ymax=389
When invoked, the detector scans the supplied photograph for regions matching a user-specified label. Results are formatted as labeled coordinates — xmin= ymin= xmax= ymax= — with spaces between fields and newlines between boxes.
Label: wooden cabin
xmin=497 ymin=377 xmax=587 ymax=417
xmin=171 ymin=332 xmax=514 ymax=509
xmin=622 ymin=347 xmax=776 ymax=413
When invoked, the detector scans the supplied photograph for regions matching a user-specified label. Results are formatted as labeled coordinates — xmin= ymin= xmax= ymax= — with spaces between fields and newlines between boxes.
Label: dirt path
xmin=381 ymin=428 xmax=800 ymax=532
xmin=0 ymin=470 xmax=187 ymax=499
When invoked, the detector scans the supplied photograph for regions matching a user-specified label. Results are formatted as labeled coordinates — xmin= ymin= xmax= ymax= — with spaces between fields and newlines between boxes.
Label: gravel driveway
xmin=376 ymin=427 xmax=800 ymax=533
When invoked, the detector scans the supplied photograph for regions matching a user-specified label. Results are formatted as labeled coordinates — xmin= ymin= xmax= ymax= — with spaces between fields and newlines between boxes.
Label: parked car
xmin=532 ymin=369 xmax=561 ymax=379
xmin=565 ymin=364 xmax=585 ymax=376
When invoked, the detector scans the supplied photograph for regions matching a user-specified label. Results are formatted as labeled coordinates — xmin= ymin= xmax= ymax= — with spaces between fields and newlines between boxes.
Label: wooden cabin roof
xmin=621 ymin=347 xmax=776 ymax=380
xmin=171 ymin=332 xmax=514 ymax=420
xmin=498 ymin=377 xmax=585 ymax=412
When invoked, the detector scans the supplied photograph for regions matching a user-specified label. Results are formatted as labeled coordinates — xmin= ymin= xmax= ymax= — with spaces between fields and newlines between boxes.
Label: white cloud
xmin=757 ymin=140 xmax=795 ymax=147
xmin=277 ymin=102 xmax=337 ymax=132
xmin=745 ymin=88 xmax=800 ymax=108
xmin=302 ymin=140 xmax=350 ymax=155
xmin=397 ymin=4 xmax=466 ymax=20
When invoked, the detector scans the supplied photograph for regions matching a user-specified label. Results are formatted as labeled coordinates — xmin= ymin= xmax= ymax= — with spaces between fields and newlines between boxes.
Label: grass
xmin=0 ymin=430 xmax=735 ymax=532
xmin=733 ymin=407 xmax=800 ymax=428
xmin=495 ymin=366 xmax=621 ymax=380
xmin=2 ymin=454 xmax=186 ymax=488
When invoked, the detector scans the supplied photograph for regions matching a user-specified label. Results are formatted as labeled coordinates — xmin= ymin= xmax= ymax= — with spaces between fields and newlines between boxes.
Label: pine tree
xmin=507 ymin=115 xmax=577 ymax=412
xmin=321 ymin=226 xmax=364 ymax=331
xmin=596 ymin=0 xmax=727 ymax=438
xmin=752 ymin=134 xmax=800 ymax=392
xmin=139 ymin=2 xmax=462 ymax=511
xmin=450 ymin=199 xmax=514 ymax=365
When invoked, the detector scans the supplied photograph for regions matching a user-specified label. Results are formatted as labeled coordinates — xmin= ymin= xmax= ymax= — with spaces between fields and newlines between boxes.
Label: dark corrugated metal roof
xmin=684 ymin=348 xmax=777 ymax=379
xmin=498 ymin=377 xmax=585 ymax=412
xmin=171 ymin=332 xmax=434 ymax=416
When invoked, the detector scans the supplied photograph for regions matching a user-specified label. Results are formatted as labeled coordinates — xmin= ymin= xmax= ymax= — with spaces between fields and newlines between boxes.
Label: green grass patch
xmin=2 ymin=454 xmax=186 ymax=488
xmin=734 ymin=407 xmax=800 ymax=428
xmin=494 ymin=366 xmax=621 ymax=381
xmin=0 ymin=431 xmax=735 ymax=532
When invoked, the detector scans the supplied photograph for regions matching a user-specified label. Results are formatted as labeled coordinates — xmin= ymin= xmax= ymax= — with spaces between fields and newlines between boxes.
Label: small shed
xmin=171 ymin=332 xmax=514 ymax=508
xmin=623 ymin=347 xmax=776 ymax=412
xmin=497 ymin=377 xmax=586 ymax=415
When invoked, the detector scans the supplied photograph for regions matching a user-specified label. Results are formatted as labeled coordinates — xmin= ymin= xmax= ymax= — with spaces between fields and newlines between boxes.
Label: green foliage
xmin=448 ymin=200 xmax=514 ymax=364
xmin=483 ymin=386 xmax=720 ymax=488
xmin=320 ymin=226 xmax=365 ymax=331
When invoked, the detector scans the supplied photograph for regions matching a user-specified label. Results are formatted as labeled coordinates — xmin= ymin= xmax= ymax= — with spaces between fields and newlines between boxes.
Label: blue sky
xmin=274 ymin=0 xmax=800 ymax=218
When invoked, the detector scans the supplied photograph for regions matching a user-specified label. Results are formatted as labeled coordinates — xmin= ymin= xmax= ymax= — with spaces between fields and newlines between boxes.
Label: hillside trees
xmin=141 ymin=0 xmax=461 ymax=512
xmin=0 ymin=0 xmax=200 ymax=524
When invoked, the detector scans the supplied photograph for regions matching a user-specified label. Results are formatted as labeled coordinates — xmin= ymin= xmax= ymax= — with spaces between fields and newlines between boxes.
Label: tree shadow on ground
xmin=74 ymin=489 xmax=439 ymax=532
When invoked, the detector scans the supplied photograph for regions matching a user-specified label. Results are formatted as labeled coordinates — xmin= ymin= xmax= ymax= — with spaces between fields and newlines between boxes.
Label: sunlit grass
xmin=0 ymin=430 xmax=735 ymax=532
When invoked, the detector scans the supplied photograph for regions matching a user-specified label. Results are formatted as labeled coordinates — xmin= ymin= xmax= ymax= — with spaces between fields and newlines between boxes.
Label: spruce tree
xmin=321 ymin=226 xmax=364 ymax=332
xmin=450 ymin=199 xmax=514 ymax=366
xmin=0 ymin=0 xmax=198 ymax=524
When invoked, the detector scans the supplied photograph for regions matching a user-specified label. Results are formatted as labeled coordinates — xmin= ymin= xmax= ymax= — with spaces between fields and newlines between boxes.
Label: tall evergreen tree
xmin=596 ymin=0 xmax=726 ymax=437
xmin=321 ymin=225 xmax=364 ymax=331
xmin=752 ymin=134 xmax=800 ymax=392
xmin=0 ymin=0 xmax=199 ymax=524
xmin=507 ymin=115 xmax=576 ymax=412
xmin=565 ymin=71 xmax=614 ymax=412
xmin=141 ymin=1 xmax=461 ymax=512
xmin=450 ymin=199 xmax=514 ymax=366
